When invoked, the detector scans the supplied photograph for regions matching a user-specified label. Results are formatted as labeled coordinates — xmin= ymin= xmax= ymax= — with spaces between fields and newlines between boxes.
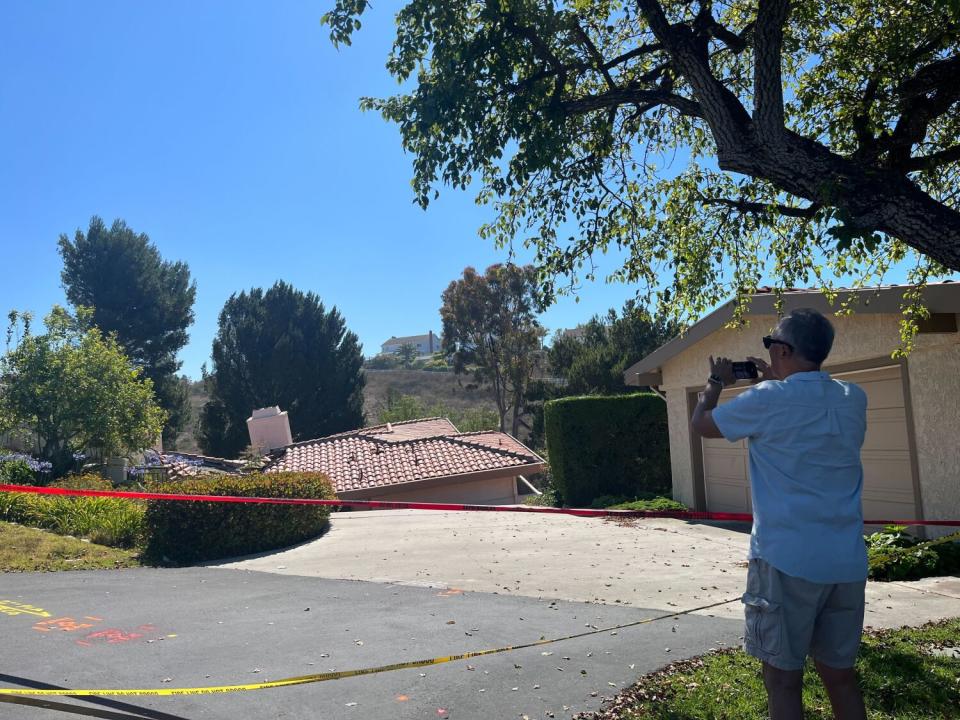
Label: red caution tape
xmin=1 ymin=483 xmax=958 ymax=527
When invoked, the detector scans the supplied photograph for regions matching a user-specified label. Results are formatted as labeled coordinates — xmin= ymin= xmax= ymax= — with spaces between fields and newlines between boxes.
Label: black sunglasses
xmin=763 ymin=335 xmax=794 ymax=351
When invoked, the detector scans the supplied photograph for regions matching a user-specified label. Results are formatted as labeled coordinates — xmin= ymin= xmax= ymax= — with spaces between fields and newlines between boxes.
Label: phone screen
xmin=732 ymin=361 xmax=758 ymax=379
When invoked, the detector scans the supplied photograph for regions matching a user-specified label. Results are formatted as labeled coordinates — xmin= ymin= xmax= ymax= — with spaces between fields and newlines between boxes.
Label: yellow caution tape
xmin=0 ymin=598 xmax=737 ymax=697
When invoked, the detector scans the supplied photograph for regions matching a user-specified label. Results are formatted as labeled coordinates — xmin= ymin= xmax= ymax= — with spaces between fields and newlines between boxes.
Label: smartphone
xmin=732 ymin=361 xmax=758 ymax=380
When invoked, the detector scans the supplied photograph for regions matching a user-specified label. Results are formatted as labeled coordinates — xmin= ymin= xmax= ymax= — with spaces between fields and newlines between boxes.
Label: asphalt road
xmin=0 ymin=568 xmax=743 ymax=720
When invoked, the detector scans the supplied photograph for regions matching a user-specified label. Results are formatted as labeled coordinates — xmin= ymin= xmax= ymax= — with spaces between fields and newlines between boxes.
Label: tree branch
xmin=851 ymin=73 xmax=882 ymax=161
xmin=885 ymin=54 xmax=960 ymax=168
xmin=901 ymin=144 xmax=960 ymax=172
xmin=636 ymin=0 xmax=753 ymax=158
xmin=699 ymin=195 xmax=820 ymax=219
xmin=571 ymin=21 xmax=617 ymax=90
xmin=602 ymin=42 xmax=663 ymax=70
xmin=753 ymin=0 xmax=790 ymax=144
xmin=561 ymin=84 xmax=703 ymax=118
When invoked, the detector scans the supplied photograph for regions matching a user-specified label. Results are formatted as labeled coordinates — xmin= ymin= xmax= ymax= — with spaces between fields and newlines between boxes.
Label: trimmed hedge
xmin=544 ymin=392 xmax=670 ymax=506
xmin=144 ymin=472 xmax=335 ymax=563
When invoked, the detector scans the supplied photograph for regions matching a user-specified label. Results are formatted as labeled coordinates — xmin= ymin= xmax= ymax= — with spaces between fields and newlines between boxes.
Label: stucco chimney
xmin=246 ymin=406 xmax=293 ymax=454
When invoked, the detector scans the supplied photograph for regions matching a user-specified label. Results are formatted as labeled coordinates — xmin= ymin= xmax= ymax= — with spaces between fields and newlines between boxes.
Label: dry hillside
xmin=363 ymin=369 xmax=498 ymax=421
xmin=171 ymin=371 xmax=499 ymax=453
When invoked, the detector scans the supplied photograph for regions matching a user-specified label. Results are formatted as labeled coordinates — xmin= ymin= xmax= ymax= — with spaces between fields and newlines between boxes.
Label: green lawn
xmin=581 ymin=619 xmax=960 ymax=719
xmin=0 ymin=521 xmax=141 ymax=572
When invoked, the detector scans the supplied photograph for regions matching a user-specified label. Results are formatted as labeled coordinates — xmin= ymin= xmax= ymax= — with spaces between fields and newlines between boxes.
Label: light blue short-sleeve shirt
xmin=711 ymin=371 xmax=869 ymax=584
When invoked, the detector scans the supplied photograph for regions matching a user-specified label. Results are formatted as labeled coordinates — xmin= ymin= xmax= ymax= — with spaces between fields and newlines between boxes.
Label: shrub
xmin=27 ymin=495 xmax=145 ymax=548
xmin=0 ymin=472 xmax=145 ymax=548
xmin=365 ymin=353 xmax=402 ymax=370
xmin=522 ymin=486 xmax=559 ymax=507
xmin=544 ymin=392 xmax=669 ymax=506
xmin=50 ymin=473 xmax=114 ymax=491
xmin=603 ymin=495 xmax=688 ymax=512
xmin=143 ymin=472 xmax=335 ymax=563
xmin=866 ymin=525 xmax=960 ymax=581
xmin=0 ymin=489 xmax=31 ymax=522
xmin=0 ymin=458 xmax=35 ymax=485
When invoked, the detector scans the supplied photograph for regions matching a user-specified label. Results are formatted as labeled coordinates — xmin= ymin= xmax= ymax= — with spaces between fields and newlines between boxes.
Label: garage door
xmin=701 ymin=385 xmax=753 ymax=513
xmin=700 ymin=365 xmax=918 ymax=521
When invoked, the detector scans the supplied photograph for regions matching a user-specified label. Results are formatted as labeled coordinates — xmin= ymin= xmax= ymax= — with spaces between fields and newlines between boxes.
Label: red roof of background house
xmin=264 ymin=418 xmax=545 ymax=494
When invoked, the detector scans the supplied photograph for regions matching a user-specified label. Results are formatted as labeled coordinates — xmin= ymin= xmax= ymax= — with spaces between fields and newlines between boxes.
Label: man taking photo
xmin=691 ymin=308 xmax=868 ymax=720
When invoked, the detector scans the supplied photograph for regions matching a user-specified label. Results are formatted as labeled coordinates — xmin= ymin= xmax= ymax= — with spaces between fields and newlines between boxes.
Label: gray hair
xmin=779 ymin=308 xmax=835 ymax=365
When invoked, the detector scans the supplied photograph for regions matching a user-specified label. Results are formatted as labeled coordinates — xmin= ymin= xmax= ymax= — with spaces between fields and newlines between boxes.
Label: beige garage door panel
xmin=863 ymin=412 xmax=910 ymax=451
xmin=700 ymin=365 xmax=919 ymax=520
xmin=703 ymin=448 xmax=749 ymax=482
xmin=707 ymin=480 xmax=752 ymax=514
xmin=861 ymin=451 xmax=913 ymax=488
xmin=702 ymin=386 xmax=752 ymax=514
xmin=852 ymin=366 xmax=904 ymax=408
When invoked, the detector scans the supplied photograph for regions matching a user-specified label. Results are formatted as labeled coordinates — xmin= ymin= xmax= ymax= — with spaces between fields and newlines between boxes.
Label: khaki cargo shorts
xmin=742 ymin=558 xmax=866 ymax=671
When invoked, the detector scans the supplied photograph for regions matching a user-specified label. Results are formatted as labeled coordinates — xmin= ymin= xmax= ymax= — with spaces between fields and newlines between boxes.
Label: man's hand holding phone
xmin=747 ymin=356 xmax=779 ymax=382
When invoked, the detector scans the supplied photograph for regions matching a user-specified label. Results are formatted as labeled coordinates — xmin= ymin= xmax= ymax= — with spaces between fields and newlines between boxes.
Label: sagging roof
xmin=623 ymin=282 xmax=960 ymax=385
xmin=264 ymin=417 xmax=545 ymax=495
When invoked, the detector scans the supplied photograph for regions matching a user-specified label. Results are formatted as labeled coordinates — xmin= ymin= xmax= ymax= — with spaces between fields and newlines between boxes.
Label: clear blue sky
xmin=0 ymin=2 xmax=951 ymax=379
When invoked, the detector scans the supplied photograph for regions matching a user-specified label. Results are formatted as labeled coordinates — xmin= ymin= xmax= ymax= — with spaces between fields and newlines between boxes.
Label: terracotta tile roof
xmin=351 ymin=417 xmax=459 ymax=442
xmin=157 ymin=452 xmax=245 ymax=482
xmin=264 ymin=419 xmax=545 ymax=494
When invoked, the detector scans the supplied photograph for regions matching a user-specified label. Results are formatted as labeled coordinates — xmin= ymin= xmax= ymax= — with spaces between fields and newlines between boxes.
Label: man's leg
xmin=762 ymin=662 xmax=804 ymax=720
xmin=810 ymin=580 xmax=867 ymax=720
xmin=814 ymin=660 xmax=867 ymax=720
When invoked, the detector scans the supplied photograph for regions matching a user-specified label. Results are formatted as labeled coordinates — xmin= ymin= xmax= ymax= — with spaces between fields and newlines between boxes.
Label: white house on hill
xmin=381 ymin=331 xmax=441 ymax=356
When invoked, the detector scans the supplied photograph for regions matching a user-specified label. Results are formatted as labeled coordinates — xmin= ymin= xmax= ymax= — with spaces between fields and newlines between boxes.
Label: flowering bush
xmin=0 ymin=452 xmax=52 ymax=485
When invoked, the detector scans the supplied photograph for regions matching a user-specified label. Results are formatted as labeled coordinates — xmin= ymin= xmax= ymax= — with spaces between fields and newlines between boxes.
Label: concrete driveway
xmin=219 ymin=509 xmax=960 ymax=628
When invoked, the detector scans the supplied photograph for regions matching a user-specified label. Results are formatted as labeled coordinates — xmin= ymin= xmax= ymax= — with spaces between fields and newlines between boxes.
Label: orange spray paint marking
xmin=33 ymin=617 xmax=97 ymax=633
xmin=81 ymin=628 xmax=145 ymax=645
xmin=395 ymin=694 xmax=410 ymax=702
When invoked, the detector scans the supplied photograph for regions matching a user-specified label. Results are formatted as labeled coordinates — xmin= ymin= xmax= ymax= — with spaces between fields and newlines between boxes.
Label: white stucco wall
xmin=657 ymin=311 xmax=959 ymax=528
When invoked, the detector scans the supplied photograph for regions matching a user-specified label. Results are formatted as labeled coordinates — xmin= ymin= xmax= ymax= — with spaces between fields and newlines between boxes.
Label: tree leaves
xmin=325 ymin=0 xmax=960 ymax=341
xmin=440 ymin=264 xmax=546 ymax=435
xmin=0 ymin=307 xmax=166 ymax=473
xmin=58 ymin=216 xmax=196 ymax=442
xmin=198 ymin=282 xmax=366 ymax=457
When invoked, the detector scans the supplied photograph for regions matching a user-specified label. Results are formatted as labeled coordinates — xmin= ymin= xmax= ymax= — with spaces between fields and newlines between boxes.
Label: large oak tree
xmin=324 ymin=0 xmax=960 ymax=336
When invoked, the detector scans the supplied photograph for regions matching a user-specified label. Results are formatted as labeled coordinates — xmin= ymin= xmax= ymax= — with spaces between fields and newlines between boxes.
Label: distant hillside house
xmin=559 ymin=326 xmax=588 ymax=342
xmin=264 ymin=417 xmax=544 ymax=505
xmin=381 ymin=331 xmax=440 ymax=356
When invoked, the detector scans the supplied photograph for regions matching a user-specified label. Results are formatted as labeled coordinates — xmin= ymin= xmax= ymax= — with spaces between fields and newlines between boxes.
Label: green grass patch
xmin=0 ymin=521 xmax=141 ymax=572
xmin=579 ymin=619 xmax=960 ymax=720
